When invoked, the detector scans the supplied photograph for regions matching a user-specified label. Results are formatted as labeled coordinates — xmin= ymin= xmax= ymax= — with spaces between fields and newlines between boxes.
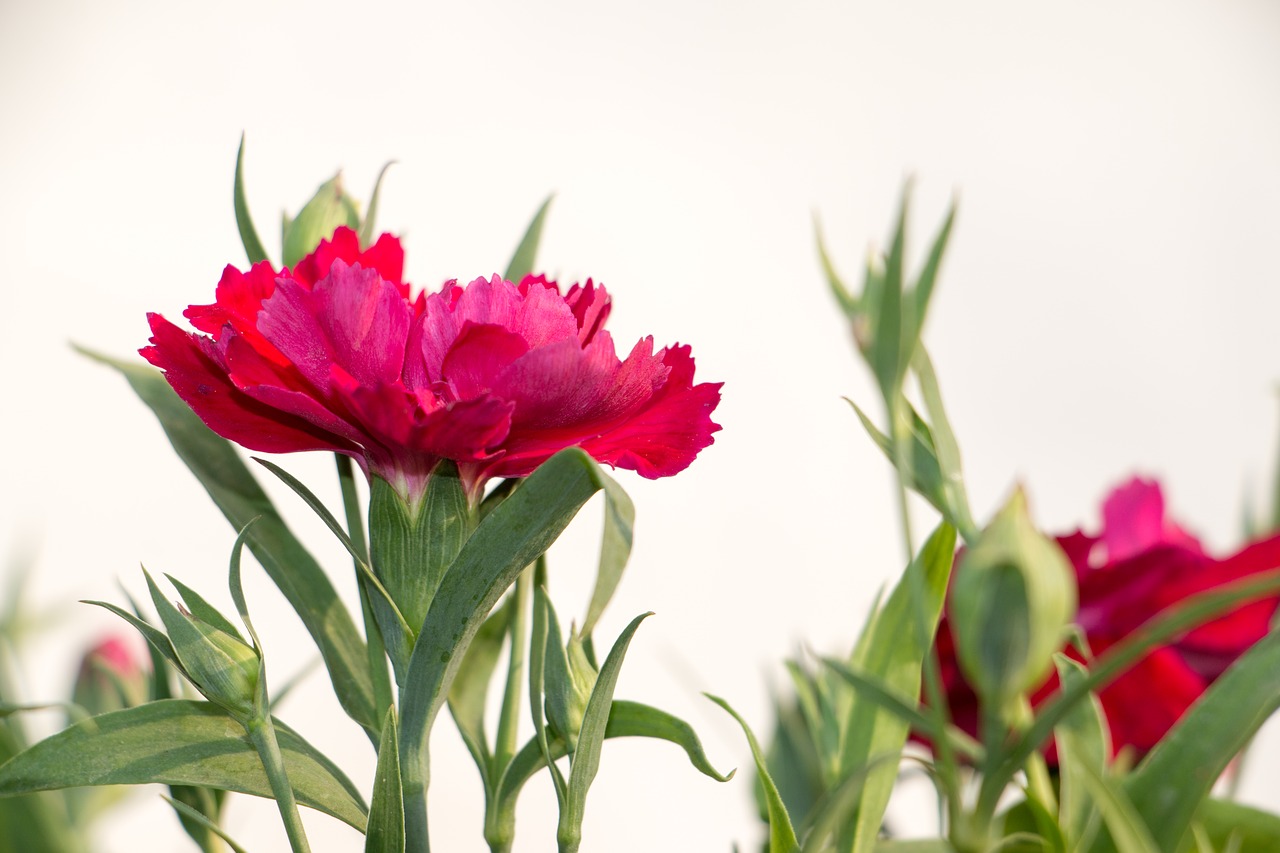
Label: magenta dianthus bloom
xmin=142 ymin=227 xmax=721 ymax=502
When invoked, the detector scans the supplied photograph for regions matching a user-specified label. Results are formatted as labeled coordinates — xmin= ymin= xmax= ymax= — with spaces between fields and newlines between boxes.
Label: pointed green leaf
xmin=529 ymin=585 xmax=568 ymax=803
xmin=397 ymin=449 xmax=621 ymax=843
xmin=558 ymin=612 xmax=650 ymax=850
xmin=1110 ymin=629 xmax=1280 ymax=853
xmin=504 ymin=196 xmax=554 ymax=282
xmin=0 ymin=700 xmax=367 ymax=830
xmin=282 ymin=172 xmax=360 ymax=267
xmin=911 ymin=346 xmax=977 ymax=542
xmin=909 ymin=201 xmax=955 ymax=344
xmin=365 ymin=708 xmax=404 ymax=853
xmin=233 ymin=134 xmax=269 ymax=265
xmin=707 ymin=694 xmax=800 ymax=853
xmin=839 ymin=523 xmax=957 ymax=853
xmin=814 ymin=213 xmax=858 ymax=319
xmin=580 ymin=472 xmax=635 ymax=638
xmin=358 ymin=161 xmax=397 ymax=247
xmin=78 ymin=350 xmax=377 ymax=740
xmin=846 ymin=398 xmax=947 ymax=517
xmin=167 ymin=575 xmax=245 ymax=645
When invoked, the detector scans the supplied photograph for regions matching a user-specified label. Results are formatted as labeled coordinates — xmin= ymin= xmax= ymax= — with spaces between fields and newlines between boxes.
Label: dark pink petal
xmin=311 ymin=262 xmax=412 ymax=387
xmin=439 ymin=323 xmax=530 ymax=400
xmin=141 ymin=314 xmax=355 ymax=456
xmin=292 ymin=226 xmax=406 ymax=292
xmin=1101 ymin=477 xmax=1203 ymax=561
xmin=492 ymin=333 xmax=639 ymax=430
xmin=184 ymin=262 xmax=282 ymax=350
xmin=563 ymin=279 xmax=612 ymax=344
xmin=578 ymin=343 xmax=723 ymax=478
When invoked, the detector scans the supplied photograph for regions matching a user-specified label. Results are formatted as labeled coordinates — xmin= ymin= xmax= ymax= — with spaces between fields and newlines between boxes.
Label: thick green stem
xmin=246 ymin=714 xmax=311 ymax=853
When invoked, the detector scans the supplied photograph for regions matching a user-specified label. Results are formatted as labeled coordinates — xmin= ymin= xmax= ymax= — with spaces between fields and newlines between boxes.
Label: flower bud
xmin=547 ymin=634 xmax=598 ymax=751
xmin=281 ymin=172 xmax=360 ymax=267
xmin=71 ymin=636 xmax=147 ymax=717
xmin=949 ymin=489 xmax=1077 ymax=715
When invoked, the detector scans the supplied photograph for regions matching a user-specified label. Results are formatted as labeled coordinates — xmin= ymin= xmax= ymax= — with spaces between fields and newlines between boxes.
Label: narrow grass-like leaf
xmin=839 ymin=523 xmax=956 ymax=853
xmin=871 ymin=193 xmax=908 ymax=399
xmin=541 ymin=592 xmax=576 ymax=749
xmin=365 ymin=708 xmax=404 ymax=853
xmin=79 ymin=351 xmax=377 ymax=739
xmin=1106 ymin=629 xmax=1280 ymax=853
xmin=559 ymin=612 xmax=651 ymax=852
xmin=814 ymin=213 xmax=858 ymax=319
xmin=846 ymin=398 xmax=947 ymax=517
xmin=911 ymin=346 xmax=977 ymax=542
xmin=0 ymin=700 xmax=367 ymax=829
xmin=397 ymin=449 xmax=617 ymax=846
xmin=1072 ymin=761 xmax=1158 ymax=853
xmin=233 ymin=134 xmax=269 ymax=265
xmin=358 ymin=161 xmax=397 ymax=247
xmin=529 ymin=585 xmax=567 ymax=799
xmin=160 ymin=794 xmax=248 ymax=853
xmin=872 ymin=842 xmax=957 ymax=852
xmin=909 ymin=202 xmax=955 ymax=341
xmin=167 ymin=577 xmax=245 ymax=644
xmin=1053 ymin=655 xmax=1108 ymax=851
xmin=504 ymin=196 xmax=553 ymax=282
xmin=820 ymin=658 xmax=983 ymax=762
xmin=708 ymin=694 xmax=800 ymax=853
xmin=580 ymin=473 xmax=635 ymax=638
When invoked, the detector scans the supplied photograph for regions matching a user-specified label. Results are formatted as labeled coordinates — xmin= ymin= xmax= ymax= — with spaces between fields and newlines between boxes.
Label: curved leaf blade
xmin=365 ymin=708 xmax=404 ymax=853
xmin=707 ymin=693 xmax=800 ymax=853
xmin=233 ymin=135 xmax=269 ymax=265
xmin=504 ymin=196 xmax=553 ymax=282
xmin=0 ymin=700 xmax=368 ymax=830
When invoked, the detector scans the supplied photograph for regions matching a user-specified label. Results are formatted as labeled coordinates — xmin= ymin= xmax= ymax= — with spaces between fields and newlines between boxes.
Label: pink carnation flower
xmin=142 ymin=227 xmax=721 ymax=503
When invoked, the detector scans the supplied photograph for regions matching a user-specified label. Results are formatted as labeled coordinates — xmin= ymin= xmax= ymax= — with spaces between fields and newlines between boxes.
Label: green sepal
xmin=282 ymin=172 xmax=361 ymax=267
xmin=368 ymin=464 xmax=475 ymax=683
xmin=0 ymin=700 xmax=368 ymax=831
xmin=365 ymin=708 xmax=404 ymax=853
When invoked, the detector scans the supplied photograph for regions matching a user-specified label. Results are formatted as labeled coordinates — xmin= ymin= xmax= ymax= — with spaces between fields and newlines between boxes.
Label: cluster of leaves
xmin=0 ymin=140 xmax=730 ymax=853
xmin=731 ymin=189 xmax=1280 ymax=853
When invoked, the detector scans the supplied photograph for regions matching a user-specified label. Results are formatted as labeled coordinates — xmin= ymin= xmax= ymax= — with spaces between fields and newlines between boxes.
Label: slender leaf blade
xmin=233 ymin=134 xmax=269 ymax=265
xmin=707 ymin=694 xmax=800 ymax=853
xmin=0 ymin=700 xmax=368 ymax=830
xmin=504 ymin=196 xmax=553 ymax=282
xmin=580 ymin=472 xmax=635 ymax=638
xmin=365 ymin=708 xmax=404 ymax=853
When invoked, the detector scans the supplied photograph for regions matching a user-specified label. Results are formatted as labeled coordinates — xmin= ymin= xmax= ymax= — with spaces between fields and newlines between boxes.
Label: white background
xmin=3 ymin=1 xmax=1280 ymax=850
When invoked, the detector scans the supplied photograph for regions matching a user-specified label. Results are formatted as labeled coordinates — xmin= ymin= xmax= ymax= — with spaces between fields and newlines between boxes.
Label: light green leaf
xmin=1072 ymin=760 xmax=1158 ymax=853
xmin=909 ymin=201 xmax=955 ymax=346
xmin=541 ymin=590 xmax=577 ymax=750
xmin=78 ymin=350 xmax=378 ymax=741
xmin=839 ymin=523 xmax=956 ymax=853
xmin=1196 ymin=799 xmax=1280 ymax=853
xmin=873 ymin=842 xmax=957 ymax=852
xmin=871 ymin=191 xmax=908 ymax=400
xmin=0 ymin=700 xmax=367 ymax=830
xmin=397 ymin=449 xmax=622 ymax=844
xmin=559 ymin=612 xmax=651 ymax=852
xmin=233 ymin=134 xmax=269 ymax=265
xmin=580 ymin=473 xmax=635 ymax=639
xmin=911 ymin=346 xmax=977 ymax=542
xmin=707 ymin=694 xmax=800 ymax=853
xmin=846 ymin=398 xmax=947 ymax=518
xmin=504 ymin=196 xmax=554 ymax=282
xmin=814 ymin=213 xmax=858 ymax=319
xmin=1113 ymin=629 xmax=1280 ymax=853
xmin=167 ymin=575 xmax=245 ymax=645
xmin=529 ymin=585 xmax=568 ymax=804
xmin=365 ymin=708 xmax=404 ymax=853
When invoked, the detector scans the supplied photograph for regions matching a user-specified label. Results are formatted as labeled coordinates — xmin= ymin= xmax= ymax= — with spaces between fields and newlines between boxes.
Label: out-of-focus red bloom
xmin=73 ymin=636 xmax=147 ymax=715
xmin=142 ymin=227 xmax=721 ymax=503
xmin=932 ymin=477 xmax=1280 ymax=761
